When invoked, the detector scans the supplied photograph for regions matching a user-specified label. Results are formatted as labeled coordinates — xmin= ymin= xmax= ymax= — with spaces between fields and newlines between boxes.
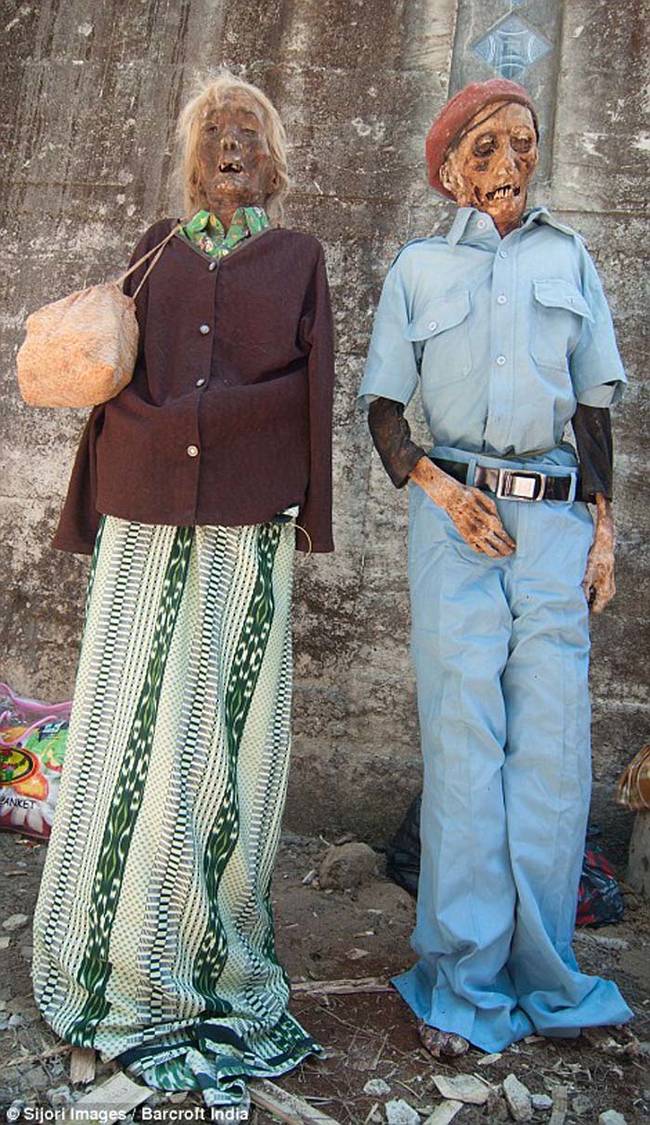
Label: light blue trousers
xmin=392 ymin=447 xmax=633 ymax=1051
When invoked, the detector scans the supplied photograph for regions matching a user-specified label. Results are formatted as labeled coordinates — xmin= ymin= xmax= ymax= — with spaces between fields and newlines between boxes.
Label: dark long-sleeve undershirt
xmin=367 ymin=397 xmax=613 ymax=502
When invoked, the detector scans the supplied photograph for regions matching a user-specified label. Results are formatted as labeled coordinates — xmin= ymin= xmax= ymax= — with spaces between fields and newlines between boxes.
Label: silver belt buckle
xmin=496 ymin=468 xmax=545 ymax=501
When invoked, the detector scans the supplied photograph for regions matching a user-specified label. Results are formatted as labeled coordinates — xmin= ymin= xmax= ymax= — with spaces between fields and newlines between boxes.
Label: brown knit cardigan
xmin=53 ymin=218 xmax=335 ymax=554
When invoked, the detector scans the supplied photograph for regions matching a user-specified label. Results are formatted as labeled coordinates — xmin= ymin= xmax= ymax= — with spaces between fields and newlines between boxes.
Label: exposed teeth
xmin=219 ymin=161 xmax=242 ymax=173
xmin=485 ymin=184 xmax=521 ymax=201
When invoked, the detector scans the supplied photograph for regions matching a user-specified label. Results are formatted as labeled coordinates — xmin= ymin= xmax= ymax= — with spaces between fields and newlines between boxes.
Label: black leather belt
xmin=432 ymin=458 xmax=578 ymax=502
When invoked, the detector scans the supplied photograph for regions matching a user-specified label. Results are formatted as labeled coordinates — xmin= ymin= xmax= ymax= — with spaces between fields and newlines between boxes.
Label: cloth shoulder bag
xmin=16 ymin=222 xmax=181 ymax=408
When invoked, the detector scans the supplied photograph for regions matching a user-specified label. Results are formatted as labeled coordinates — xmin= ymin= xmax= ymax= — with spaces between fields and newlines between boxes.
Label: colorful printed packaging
xmin=0 ymin=683 xmax=71 ymax=842
xmin=0 ymin=719 xmax=68 ymax=841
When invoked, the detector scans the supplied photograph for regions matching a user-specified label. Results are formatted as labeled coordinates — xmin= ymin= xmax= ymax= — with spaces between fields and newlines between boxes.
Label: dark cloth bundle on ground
xmin=387 ymin=797 xmax=624 ymax=928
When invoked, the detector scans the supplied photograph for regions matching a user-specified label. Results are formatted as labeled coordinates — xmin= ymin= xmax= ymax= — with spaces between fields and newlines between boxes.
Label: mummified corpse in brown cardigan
xmin=53 ymin=218 xmax=335 ymax=554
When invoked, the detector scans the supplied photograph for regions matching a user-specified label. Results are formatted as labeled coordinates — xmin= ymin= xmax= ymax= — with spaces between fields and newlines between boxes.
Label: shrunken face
xmin=196 ymin=92 xmax=276 ymax=218
xmin=440 ymin=101 xmax=538 ymax=235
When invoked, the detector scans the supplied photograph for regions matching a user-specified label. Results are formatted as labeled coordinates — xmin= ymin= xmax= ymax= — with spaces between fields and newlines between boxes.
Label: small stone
xmin=20 ymin=943 xmax=33 ymax=960
xmin=531 ymin=1093 xmax=553 ymax=1111
xmin=503 ymin=1073 xmax=532 ymax=1121
xmin=347 ymin=947 xmax=371 ymax=960
xmin=572 ymin=1093 xmax=593 ymax=1115
xmin=433 ymin=1074 xmax=490 ymax=1105
xmin=574 ymin=931 xmax=630 ymax=952
xmin=364 ymin=1078 xmax=391 ymax=1097
xmin=8 ymin=1013 xmax=24 ymax=1028
xmin=0 ymin=935 xmax=11 ymax=949
xmin=422 ymin=1103 xmax=463 ymax=1125
xmin=48 ymin=1086 xmax=73 ymax=1108
xmin=598 ymin=1113 xmax=627 ymax=1125
xmin=23 ymin=1066 xmax=49 ymax=1091
xmin=319 ymin=842 xmax=383 ymax=890
xmin=385 ymin=1098 xmax=421 ymax=1124
xmin=2 ymin=913 xmax=29 ymax=931
xmin=478 ymin=1052 xmax=503 ymax=1065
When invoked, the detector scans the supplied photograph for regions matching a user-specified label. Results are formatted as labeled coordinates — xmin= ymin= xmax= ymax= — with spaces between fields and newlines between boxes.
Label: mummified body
xmin=359 ymin=79 xmax=632 ymax=1057
xmin=32 ymin=74 xmax=333 ymax=1109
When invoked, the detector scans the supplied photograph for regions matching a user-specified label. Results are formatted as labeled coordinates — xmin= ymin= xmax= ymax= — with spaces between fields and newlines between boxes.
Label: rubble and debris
xmin=582 ymin=1025 xmax=640 ymax=1057
xmin=61 ymin=1073 xmax=153 ymax=1119
xmin=319 ymin=843 xmax=382 ymax=891
xmin=2 ymin=913 xmax=29 ymax=931
xmin=47 ymin=1085 xmax=73 ymax=1108
xmin=69 ymin=1047 xmax=96 ymax=1085
xmin=363 ymin=1078 xmax=391 ymax=1097
xmin=432 ymin=1074 xmax=490 ymax=1105
xmin=421 ymin=1103 xmax=463 ymax=1125
xmin=502 ymin=1073 xmax=532 ymax=1121
xmin=251 ymin=1078 xmax=342 ymax=1123
xmin=598 ymin=1112 xmax=628 ymax=1125
xmin=385 ymin=1098 xmax=420 ymax=1125
xmin=292 ymin=976 xmax=391 ymax=995
xmin=0 ymin=830 xmax=647 ymax=1121
xmin=549 ymin=1085 xmax=569 ymax=1125
xmin=573 ymin=931 xmax=630 ymax=952
xmin=477 ymin=1051 xmax=502 ymax=1065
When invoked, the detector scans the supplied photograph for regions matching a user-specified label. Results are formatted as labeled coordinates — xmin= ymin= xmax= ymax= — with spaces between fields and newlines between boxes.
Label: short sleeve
xmin=570 ymin=247 xmax=627 ymax=406
xmin=358 ymin=256 xmax=419 ymax=408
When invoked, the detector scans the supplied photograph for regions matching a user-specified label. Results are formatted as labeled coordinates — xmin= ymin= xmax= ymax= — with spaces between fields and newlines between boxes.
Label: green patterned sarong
xmin=32 ymin=514 xmax=319 ymax=1108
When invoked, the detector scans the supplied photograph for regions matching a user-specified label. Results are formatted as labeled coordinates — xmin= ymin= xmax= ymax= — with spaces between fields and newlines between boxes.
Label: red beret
xmin=425 ymin=79 xmax=538 ymax=199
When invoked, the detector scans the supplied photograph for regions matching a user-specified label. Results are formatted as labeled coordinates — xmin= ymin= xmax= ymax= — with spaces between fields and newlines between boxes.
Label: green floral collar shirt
xmin=181 ymin=205 xmax=269 ymax=259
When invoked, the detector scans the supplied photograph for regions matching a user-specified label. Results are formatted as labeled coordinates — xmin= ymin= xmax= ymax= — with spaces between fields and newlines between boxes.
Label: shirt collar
xmin=183 ymin=205 xmax=269 ymax=254
xmin=445 ymin=204 xmax=566 ymax=247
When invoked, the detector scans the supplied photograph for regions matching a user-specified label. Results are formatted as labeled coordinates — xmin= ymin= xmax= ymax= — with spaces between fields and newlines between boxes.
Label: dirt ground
xmin=1 ymin=830 xmax=648 ymax=1124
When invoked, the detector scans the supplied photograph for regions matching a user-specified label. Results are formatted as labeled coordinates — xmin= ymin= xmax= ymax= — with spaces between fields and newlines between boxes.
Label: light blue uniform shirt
xmin=358 ymin=207 xmax=626 ymax=457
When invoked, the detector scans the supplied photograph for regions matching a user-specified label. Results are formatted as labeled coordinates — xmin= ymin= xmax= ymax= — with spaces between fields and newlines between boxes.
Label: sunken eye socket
xmin=203 ymin=123 xmax=259 ymax=137
xmin=511 ymin=135 xmax=534 ymax=153
xmin=472 ymin=135 xmax=497 ymax=157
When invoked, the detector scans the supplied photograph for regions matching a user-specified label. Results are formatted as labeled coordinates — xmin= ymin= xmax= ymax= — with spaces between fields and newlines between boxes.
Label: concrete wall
xmin=1 ymin=0 xmax=647 ymax=857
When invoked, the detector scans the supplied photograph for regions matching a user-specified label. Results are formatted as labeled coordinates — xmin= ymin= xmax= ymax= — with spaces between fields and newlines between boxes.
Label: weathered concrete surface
xmin=0 ymin=1 xmax=647 ymax=854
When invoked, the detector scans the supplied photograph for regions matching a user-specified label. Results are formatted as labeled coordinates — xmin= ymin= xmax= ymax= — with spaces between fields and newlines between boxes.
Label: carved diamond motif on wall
xmin=472 ymin=15 xmax=552 ymax=79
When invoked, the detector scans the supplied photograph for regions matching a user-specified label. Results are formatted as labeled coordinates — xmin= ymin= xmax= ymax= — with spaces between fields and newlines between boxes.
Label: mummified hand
xmin=583 ymin=493 xmax=616 ymax=613
xmin=410 ymin=456 xmax=516 ymax=557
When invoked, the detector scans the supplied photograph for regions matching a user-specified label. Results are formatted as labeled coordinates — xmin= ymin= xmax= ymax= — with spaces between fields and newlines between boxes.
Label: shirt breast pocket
xmin=531 ymin=279 xmax=593 ymax=371
xmin=403 ymin=289 xmax=472 ymax=385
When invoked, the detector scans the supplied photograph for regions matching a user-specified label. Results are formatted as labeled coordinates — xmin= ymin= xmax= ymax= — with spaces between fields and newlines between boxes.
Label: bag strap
xmin=0 ymin=683 xmax=71 ymax=719
xmin=114 ymin=221 xmax=184 ymax=299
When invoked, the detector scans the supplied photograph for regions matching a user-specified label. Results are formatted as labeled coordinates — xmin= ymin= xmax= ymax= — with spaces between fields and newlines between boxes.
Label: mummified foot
xmin=417 ymin=1018 xmax=470 ymax=1058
